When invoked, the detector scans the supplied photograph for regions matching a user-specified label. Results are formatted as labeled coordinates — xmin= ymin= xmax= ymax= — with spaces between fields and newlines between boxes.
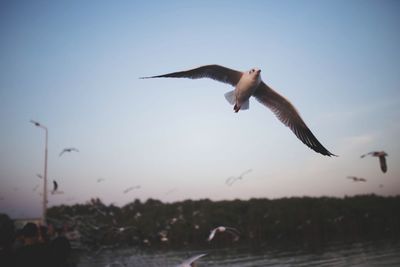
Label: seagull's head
xmin=248 ymin=68 xmax=262 ymax=82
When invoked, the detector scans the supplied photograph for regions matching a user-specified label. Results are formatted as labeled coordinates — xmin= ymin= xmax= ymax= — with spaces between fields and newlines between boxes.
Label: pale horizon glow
xmin=1 ymin=0 xmax=400 ymax=219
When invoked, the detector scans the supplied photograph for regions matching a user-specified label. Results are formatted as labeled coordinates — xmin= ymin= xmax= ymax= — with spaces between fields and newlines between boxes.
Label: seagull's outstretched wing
xmin=379 ymin=155 xmax=387 ymax=173
xmin=253 ymin=82 xmax=336 ymax=156
xmin=141 ymin=65 xmax=243 ymax=87
xmin=240 ymin=169 xmax=252 ymax=177
xmin=207 ymin=228 xmax=218 ymax=241
xmin=360 ymin=152 xmax=374 ymax=158
xmin=225 ymin=227 xmax=240 ymax=241
xmin=59 ymin=149 xmax=66 ymax=157
xmin=177 ymin=253 xmax=207 ymax=267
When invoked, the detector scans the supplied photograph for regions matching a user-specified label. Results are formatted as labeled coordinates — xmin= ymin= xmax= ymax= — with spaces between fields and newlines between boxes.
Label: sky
xmin=0 ymin=0 xmax=399 ymax=219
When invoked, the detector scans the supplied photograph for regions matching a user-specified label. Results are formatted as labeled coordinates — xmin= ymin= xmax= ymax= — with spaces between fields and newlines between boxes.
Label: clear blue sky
xmin=1 ymin=0 xmax=399 ymax=219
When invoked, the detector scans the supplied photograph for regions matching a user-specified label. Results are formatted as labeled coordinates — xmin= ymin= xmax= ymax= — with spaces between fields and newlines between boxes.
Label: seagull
xmin=50 ymin=180 xmax=64 ymax=194
xmin=225 ymin=169 xmax=252 ymax=186
xmin=176 ymin=253 xmax=207 ymax=267
xmin=207 ymin=226 xmax=240 ymax=242
xmin=142 ymin=65 xmax=336 ymax=156
xmin=59 ymin=147 xmax=79 ymax=157
xmin=97 ymin=178 xmax=105 ymax=183
xmin=52 ymin=180 xmax=58 ymax=192
xmin=123 ymin=185 xmax=141 ymax=194
xmin=360 ymin=151 xmax=388 ymax=173
xmin=347 ymin=176 xmax=367 ymax=182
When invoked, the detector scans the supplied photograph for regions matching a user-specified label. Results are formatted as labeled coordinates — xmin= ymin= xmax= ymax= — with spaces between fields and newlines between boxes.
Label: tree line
xmin=42 ymin=194 xmax=400 ymax=249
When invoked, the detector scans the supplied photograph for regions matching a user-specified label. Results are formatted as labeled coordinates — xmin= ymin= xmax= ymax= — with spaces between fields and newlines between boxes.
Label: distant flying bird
xmin=36 ymin=174 xmax=43 ymax=179
xmin=347 ymin=176 xmax=367 ymax=182
xmin=207 ymin=226 xmax=240 ymax=242
xmin=225 ymin=169 xmax=252 ymax=186
xmin=176 ymin=253 xmax=207 ymax=267
xmin=142 ymin=65 xmax=335 ymax=156
xmin=50 ymin=180 xmax=64 ymax=194
xmin=360 ymin=151 xmax=388 ymax=173
xmin=52 ymin=180 xmax=58 ymax=193
xmin=97 ymin=178 xmax=105 ymax=183
xmin=123 ymin=185 xmax=141 ymax=194
xmin=59 ymin=147 xmax=79 ymax=157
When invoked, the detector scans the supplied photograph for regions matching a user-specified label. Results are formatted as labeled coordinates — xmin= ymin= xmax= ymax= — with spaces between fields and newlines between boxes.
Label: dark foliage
xmin=45 ymin=195 xmax=400 ymax=249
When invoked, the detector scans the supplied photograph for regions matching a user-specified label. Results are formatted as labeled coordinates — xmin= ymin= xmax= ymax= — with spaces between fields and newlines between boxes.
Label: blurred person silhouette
xmin=49 ymin=235 xmax=72 ymax=266
xmin=15 ymin=222 xmax=51 ymax=267
xmin=0 ymin=214 xmax=16 ymax=267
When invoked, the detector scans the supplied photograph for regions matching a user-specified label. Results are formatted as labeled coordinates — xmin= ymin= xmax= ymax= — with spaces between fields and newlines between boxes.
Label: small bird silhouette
xmin=360 ymin=151 xmax=388 ymax=173
xmin=59 ymin=147 xmax=79 ymax=157
xmin=142 ymin=65 xmax=336 ymax=156
xmin=347 ymin=176 xmax=367 ymax=182
xmin=123 ymin=185 xmax=141 ymax=194
xmin=225 ymin=169 xmax=252 ymax=186
xmin=51 ymin=180 xmax=58 ymax=194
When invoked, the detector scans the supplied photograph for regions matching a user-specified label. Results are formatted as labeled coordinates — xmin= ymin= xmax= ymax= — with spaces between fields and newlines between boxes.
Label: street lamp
xmin=30 ymin=120 xmax=48 ymax=225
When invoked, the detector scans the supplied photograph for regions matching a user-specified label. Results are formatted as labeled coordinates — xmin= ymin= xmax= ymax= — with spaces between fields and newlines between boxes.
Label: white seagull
xmin=59 ymin=147 xmax=79 ymax=157
xmin=360 ymin=151 xmax=388 ymax=173
xmin=176 ymin=253 xmax=207 ymax=267
xmin=207 ymin=226 xmax=240 ymax=242
xmin=142 ymin=65 xmax=336 ymax=156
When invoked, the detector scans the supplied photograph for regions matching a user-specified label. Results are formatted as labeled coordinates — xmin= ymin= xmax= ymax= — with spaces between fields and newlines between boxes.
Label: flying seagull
xmin=59 ymin=147 xmax=79 ymax=157
xmin=123 ymin=185 xmax=141 ymax=194
xmin=360 ymin=151 xmax=388 ymax=173
xmin=225 ymin=168 xmax=252 ymax=186
xmin=347 ymin=176 xmax=367 ymax=182
xmin=50 ymin=180 xmax=64 ymax=194
xmin=97 ymin=178 xmax=105 ymax=183
xmin=207 ymin=226 xmax=240 ymax=242
xmin=51 ymin=180 xmax=59 ymax=194
xmin=176 ymin=253 xmax=207 ymax=267
xmin=141 ymin=65 xmax=335 ymax=156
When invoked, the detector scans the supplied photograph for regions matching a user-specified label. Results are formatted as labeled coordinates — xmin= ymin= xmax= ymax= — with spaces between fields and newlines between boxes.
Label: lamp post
xmin=30 ymin=120 xmax=48 ymax=225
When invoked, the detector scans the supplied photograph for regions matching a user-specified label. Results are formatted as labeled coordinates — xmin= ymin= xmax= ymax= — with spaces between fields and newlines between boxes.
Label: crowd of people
xmin=0 ymin=215 xmax=72 ymax=267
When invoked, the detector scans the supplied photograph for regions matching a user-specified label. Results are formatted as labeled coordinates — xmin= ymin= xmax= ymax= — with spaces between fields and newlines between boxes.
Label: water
xmin=75 ymin=239 xmax=400 ymax=267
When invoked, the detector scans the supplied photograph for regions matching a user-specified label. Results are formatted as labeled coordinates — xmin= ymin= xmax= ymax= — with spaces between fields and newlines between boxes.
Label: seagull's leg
xmin=234 ymin=104 xmax=240 ymax=113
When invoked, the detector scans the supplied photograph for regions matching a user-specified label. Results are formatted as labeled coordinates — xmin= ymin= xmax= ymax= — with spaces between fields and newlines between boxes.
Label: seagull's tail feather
xmin=224 ymin=90 xmax=235 ymax=105
xmin=240 ymin=100 xmax=249 ymax=110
